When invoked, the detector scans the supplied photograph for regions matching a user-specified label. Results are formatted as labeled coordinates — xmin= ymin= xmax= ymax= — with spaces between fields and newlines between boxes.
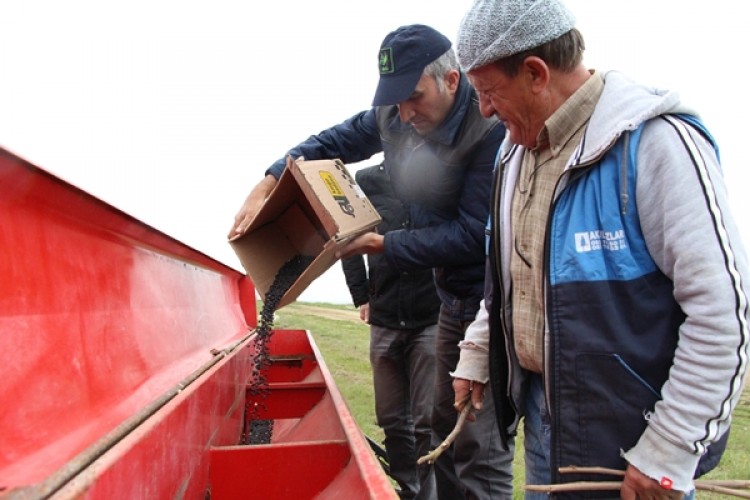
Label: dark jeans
xmin=432 ymin=305 xmax=514 ymax=500
xmin=371 ymin=323 xmax=438 ymax=500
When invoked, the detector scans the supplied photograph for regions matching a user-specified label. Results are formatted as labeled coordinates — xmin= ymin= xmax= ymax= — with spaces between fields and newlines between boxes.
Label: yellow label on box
xmin=319 ymin=170 xmax=354 ymax=217
xmin=320 ymin=171 xmax=344 ymax=197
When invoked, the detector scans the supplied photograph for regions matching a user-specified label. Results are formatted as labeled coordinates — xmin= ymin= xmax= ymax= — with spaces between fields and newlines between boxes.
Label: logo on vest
xmin=575 ymin=229 xmax=627 ymax=252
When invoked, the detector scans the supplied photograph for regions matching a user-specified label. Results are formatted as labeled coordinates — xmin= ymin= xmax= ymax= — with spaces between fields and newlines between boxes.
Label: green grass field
xmin=273 ymin=301 xmax=749 ymax=498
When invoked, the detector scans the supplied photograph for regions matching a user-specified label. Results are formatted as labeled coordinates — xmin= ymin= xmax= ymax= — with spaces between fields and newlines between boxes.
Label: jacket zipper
xmin=494 ymin=148 xmax=521 ymax=416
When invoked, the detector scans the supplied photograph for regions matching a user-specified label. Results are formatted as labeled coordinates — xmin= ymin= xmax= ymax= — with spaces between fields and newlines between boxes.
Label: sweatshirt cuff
xmin=450 ymin=345 xmax=489 ymax=384
xmin=622 ymin=425 xmax=699 ymax=493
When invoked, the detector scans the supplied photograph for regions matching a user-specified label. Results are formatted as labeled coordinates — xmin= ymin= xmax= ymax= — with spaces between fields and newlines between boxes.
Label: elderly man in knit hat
xmin=450 ymin=0 xmax=749 ymax=499
xmin=230 ymin=24 xmax=514 ymax=500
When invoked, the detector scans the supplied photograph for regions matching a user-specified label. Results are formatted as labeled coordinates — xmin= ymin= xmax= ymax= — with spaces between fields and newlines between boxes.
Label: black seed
xmin=242 ymin=255 xmax=315 ymax=445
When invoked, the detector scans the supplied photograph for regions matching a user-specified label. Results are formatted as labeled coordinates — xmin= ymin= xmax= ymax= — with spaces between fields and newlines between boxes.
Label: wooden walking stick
xmin=417 ymin=394 xmax=472 ymax=465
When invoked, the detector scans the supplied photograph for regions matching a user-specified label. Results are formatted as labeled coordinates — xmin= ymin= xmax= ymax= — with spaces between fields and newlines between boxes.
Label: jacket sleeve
xmin=622 ymin=116 xmax=750 ymax=491
xmin=265 ymin=109 xmax=383 ymax=179
xmin=383 ymin=124 xmax=503 ymax=270
xmin=341 ymin=256 xmax=370 ymax=307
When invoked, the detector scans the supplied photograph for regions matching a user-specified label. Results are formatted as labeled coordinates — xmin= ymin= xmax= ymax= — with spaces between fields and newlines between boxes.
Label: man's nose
xmin=477 ymin=93 xmax=495 ymax=119
xmin=397 ymin=102 xmax=415 ymax=123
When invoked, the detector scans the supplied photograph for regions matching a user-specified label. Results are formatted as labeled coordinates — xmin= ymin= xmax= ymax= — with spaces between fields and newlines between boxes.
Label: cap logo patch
xmin=379 ymin=48 xmax=394 ymax=74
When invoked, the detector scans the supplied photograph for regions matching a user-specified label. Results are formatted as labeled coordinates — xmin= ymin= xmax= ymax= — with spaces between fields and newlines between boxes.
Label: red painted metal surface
xmin=0 ymin=147 xmax=395 ymax=499
xmin=211 ymin=329 xmax=396 ymax=499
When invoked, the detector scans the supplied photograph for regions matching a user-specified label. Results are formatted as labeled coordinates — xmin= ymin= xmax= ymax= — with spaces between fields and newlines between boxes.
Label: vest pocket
xmin=568 ymin=353 xmax=660 ymax=470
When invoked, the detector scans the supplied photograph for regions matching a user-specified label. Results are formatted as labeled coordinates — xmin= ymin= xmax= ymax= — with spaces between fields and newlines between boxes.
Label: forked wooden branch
xmin=524 ymin=465 xmax=750 ymax=498
xmin=417 ymin=395 xmax=472 ymax=465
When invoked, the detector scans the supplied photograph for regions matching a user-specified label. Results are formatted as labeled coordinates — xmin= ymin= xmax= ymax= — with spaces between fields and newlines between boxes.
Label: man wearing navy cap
xmin=229 ymin=24 xmax=513 ymax=499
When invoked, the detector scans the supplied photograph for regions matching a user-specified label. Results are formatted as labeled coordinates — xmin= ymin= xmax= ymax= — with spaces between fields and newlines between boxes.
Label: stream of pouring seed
xmin=243 ymin=255 xmax=315 ymax=444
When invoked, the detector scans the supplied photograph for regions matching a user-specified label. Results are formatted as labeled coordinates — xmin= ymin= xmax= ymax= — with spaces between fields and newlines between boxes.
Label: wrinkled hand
xmin=621 ymin=465 xmax=684 ymax=500
xmin=336 ymin=232 xmax=384 ymax=259
xmin=227 ymin=174 xmax=278 ymax=240
xmin=359 ymin=303 xmax=370 ymax=323
xmin=452 ymin=378 xmax=485 ymax=422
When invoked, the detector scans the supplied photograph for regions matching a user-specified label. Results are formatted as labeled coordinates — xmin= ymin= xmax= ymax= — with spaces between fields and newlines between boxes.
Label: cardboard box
xmin=230 ymin=156 xmax=381 ymax=309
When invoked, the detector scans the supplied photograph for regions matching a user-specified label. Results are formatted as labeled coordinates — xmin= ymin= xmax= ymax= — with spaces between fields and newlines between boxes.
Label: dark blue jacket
xmin=267 ymin=75 xmax=504 ymax=320
xmin=341 ymin=164 xmax=440 ymax=330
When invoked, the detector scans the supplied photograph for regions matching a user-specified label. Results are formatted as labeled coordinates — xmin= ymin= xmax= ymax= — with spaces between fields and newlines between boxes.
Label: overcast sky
xmin=1 ymin=1 xmax=746 ymax=305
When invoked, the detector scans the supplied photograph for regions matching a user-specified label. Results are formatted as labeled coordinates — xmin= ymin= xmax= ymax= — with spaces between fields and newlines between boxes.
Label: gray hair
xmin=423 ymin=48 xmax=459 ymax=93
xmin=493 ymin=28 xmax=585 ymax=77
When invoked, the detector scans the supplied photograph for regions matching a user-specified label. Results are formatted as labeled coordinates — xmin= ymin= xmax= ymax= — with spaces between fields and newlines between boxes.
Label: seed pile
xmin=242 ymin=254 xmax=315 ymax=445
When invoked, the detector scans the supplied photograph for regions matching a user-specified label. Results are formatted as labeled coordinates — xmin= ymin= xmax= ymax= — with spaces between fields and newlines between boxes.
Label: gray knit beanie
xmin=457 ymin=0 xmax=576 ymax=71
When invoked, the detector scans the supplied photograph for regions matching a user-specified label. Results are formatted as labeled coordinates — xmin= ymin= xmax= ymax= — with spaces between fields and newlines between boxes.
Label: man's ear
xmin=522 ymin=56 xmax=550 ymax=92
xmin=445 ymin=69 xmax=461 ymax=95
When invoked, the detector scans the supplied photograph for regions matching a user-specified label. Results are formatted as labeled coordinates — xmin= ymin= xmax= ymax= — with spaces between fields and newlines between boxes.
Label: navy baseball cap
xmin=372 ymin=24 xmax=452 ymax=106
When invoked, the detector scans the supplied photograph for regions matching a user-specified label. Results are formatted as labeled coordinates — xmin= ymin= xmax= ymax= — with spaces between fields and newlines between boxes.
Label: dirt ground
xmin=284 ymin=303 xmax=362 ymax=322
